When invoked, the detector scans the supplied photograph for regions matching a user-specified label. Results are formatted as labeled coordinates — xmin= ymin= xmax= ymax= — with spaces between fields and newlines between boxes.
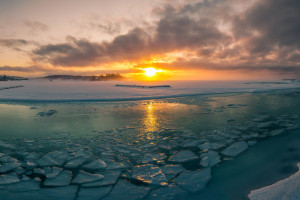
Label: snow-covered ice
xmin=249 ymin=163 xmax=300 ymax=200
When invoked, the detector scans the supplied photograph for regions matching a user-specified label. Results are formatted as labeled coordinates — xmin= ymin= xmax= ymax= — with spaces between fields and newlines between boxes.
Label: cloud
xmin=32 ymin=28 xmax=152 ymax=66
xmin=28 ymin=0 xmax=300 ymax=75
xmin=31 ymin=1 xmax=229 ymax=67
xmin=232 ymin=0 xmax=300 ymax=61
xmin=23 ymin=20 xmax=49 ymax=32
xmin=0 ymin=39 xmax=36 ymax=51
xmin=0 ymin=65 xmax=46 ymax=72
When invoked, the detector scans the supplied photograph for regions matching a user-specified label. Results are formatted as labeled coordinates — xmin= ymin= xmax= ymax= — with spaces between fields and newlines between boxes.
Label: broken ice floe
xmin=0 ymin=113 xmax=298 ymax=200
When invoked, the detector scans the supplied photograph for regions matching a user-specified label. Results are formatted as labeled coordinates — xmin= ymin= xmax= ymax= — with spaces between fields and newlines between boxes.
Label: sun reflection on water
xmin=143 ymin=102 xmax=158 ymax=138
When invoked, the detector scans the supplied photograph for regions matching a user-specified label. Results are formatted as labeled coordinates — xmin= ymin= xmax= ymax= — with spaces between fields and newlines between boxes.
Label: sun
xmin=142 ymin=68 xmax=162 ymax=77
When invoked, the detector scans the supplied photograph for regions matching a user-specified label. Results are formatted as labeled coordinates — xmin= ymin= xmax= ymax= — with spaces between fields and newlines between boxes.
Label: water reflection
xmin=143 ymin=102 xmax=158 ymax=138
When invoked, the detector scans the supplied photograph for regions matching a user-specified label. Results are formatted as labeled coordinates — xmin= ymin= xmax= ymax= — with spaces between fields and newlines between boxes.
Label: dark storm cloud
xmin=31 ymin=0 xmax=300 ymax=73
xmin=233 ymin=0 xmax=300 ymax=58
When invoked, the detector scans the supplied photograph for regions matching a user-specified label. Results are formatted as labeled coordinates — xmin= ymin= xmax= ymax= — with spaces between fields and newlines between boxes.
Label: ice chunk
xmin=37 ymin=110 xmax=57 ymax=117
xmin=248 ymin=140 xmax=257 ymax=146
xmin=44 ymin=167 xmax=63 ymax=179
xmin=33 ymin=168 xmax=45 ymax=176
xmin=160 ymin=165 xmax=185 ymax=181
xmin=221 ymin=141 xmax=248 ymax=157
xmin=82 ymin=159 xmax=107 ymax=170
xmin=249 ymin=163 xmax=300 ymax=200
xmin=199 ymin=151 xmax=221 ymax=167
xmin=180 ymin=140 xmax=199 ymax=148
xmin=147 ymin=184 xmax=188 ymax=200
xmin=175 ymin=168 xmax=211 ymax=193
xmin=82 ymin=170 xmax=121 ymax=187
xmin=198 ymin=142 xmax=226 ymax=151
xmin=0 ymin=180 xmax=40 ymax=192
xmin=197 ymin=142 xmax=210 ymax=151
xmin=71 ymin=170 xmax=104 ymax=184
xmin=270 ymin=129 xmax=285 ymax=136
xmin=132 ymin=165 xmax=168 ymax=186
xmin=44 ymin=170 xmax=72 ymax=186
xmin=105 ymin=160 xmax=126 ymax=170
xmin=103 ymin=179 xmax=150 ymax=200
xmin=113 ymin=145 xmax=142 ymax=157
xmin=46 ymin=151 xmax=68 ymax=166
xmin=0 ymin=162 xmax=21 ymax=173
xmin=0 ymin=140 xmax=15 ymax=150
xmin=64 ymin=156 xmax=89 ymax=168
xmin=77 ymin=186 xmax=112 ymax=200
xmin=169 ymin=150 xmax=199 ymax=163
xmin=0 ymin=173 xmax=20 ymax=185
xmin=16 ymin=167 xmax=26 ymax=175
xmin=141 ymin=153 xmax=166 ymax=164
xmin=37 ymin=156 xmax=58 ymax=167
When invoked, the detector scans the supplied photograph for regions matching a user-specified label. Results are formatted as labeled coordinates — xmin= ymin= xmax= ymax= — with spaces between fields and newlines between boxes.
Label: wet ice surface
xmin=1 ymin=88 xmax=300 ymax=199
xmin=0 ymin=113 xmax=298 ymax=200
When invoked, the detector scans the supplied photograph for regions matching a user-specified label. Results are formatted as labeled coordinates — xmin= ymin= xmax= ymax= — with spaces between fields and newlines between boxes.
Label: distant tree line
xmin=44 ymin=73 xmax=124 ymax=81
xmin=0 ymin=75 xmax=28 ymax=81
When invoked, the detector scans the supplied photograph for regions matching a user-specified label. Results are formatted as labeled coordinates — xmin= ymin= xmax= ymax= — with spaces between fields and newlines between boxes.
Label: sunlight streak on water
xmin=143 ymin=102 xmax=158 ymax=134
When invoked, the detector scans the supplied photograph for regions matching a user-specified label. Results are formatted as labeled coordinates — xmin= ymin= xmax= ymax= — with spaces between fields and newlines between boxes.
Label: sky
xmin=0 ymin=0 xmax=300 ymax=80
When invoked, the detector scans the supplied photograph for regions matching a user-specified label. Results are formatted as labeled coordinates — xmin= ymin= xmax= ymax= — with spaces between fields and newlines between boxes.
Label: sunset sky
xmin=0 ymin=0 xmax=299 ymax=80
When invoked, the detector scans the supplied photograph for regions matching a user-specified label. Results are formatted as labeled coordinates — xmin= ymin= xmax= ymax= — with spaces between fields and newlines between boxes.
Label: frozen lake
xmin=0 ymin=79 xmax=299 ymax=101
xmin=0 ymin=80 xmax=300 ymax=199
